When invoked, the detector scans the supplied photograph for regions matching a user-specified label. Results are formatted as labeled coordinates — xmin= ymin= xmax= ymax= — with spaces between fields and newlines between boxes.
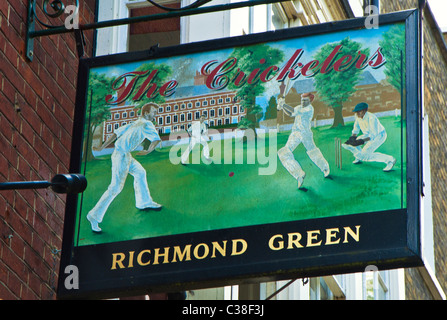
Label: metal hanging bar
xmin=146 ymin=0 xmax=214 ymax=12
xmin=0 ymin=174 xmax=87 ymax=194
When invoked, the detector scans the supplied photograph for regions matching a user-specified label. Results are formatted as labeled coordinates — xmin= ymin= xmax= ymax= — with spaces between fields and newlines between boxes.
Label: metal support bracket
xmin=25 ymin=0 xmax=291 ymax=61
xmin=25 ymin=0 xmax=36 ymax=61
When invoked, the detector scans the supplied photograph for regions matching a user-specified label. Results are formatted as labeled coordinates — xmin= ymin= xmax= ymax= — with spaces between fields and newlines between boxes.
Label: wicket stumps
xmin=335 ymin=138 xmax=342 ymax=169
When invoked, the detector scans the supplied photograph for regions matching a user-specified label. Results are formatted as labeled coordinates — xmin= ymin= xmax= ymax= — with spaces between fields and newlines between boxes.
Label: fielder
xmin=277 ymin=92 xmax=330 ymax=189
xmin=181 ymin=114 xmax=211 ymax=164
xmin=342 ymin=102 xmax=396 ymax=171
xmin=86 ymin=103 xmax=162 ymax=233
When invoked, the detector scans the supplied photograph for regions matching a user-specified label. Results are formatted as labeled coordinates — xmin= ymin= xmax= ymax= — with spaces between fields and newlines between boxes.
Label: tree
xmin=313 ymin=37 xmax=370 ymax=127
xmin=251 ymin=104 xmax=264 ymax=124
xmin=237 ymin=117 xmax=252 ymax=129
xmin=229 ymin=44 xmax=284 ymax=131
xmin=84 ymin=72 xmax=113 ymax=161
xmin=379 ymin=24 xmax=406 ymax=93
xmin=132 ymin=62 xmax=173 ymax=109
xmin=264 ymin=96 xmax=278 ymax=120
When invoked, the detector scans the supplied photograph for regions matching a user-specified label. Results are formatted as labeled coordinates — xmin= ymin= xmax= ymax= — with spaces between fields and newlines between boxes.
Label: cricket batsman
xmin=277 ymin=92 xmax=330 ymax=189
xmin=342 ymin=102 xmax=396 ymax=171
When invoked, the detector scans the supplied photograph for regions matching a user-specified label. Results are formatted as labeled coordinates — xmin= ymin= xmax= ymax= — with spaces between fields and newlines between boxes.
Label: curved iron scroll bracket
xmin=26 ymin=0 xmax=80 ymax=60
xmin=25 ymin=0 xmax=289 ymax=61
xmin=38 ymin=0 xmax=79 ymax=28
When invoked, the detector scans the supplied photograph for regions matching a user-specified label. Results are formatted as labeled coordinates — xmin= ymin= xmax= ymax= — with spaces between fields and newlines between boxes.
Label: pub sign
xmin=58 ymin=9 xmax=422 ymax=299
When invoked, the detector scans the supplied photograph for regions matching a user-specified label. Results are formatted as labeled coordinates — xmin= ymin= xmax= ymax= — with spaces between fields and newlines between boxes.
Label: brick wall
xmin=381 ymin=1 xmax=447 ymax=300
xmin=0 ymin=1 xmax=96 ymax=299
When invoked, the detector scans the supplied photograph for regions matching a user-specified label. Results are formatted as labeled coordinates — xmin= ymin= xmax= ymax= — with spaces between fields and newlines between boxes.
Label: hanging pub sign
xmin=58 ymin=9 xmax=422 ymax=299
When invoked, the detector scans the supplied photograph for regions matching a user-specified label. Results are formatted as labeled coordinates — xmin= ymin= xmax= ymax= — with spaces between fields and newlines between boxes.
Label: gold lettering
xmin=343 ymin=225 xmax=361 ymax=243
xmin=194 ymin=243 xmax=210 ymax=259
xmin=268 ymin=234 xmax=284 ymax=250
xmin=211 ymin=241 xmax=227 ymax=258
xmin=325 ymin=228 xmax=340 ymax=245
xmin=111 ymin=252 xmax=126 ymax=270
xmin=287 ymin=232 xmax=303 ymax=249
xmin=307 ymin=230 xmax=322 ymax=247
xmin=128 ymin=251 xmax=135 ymax=268
xmin=153 ymin=247 xmax=170 ymax=265
xmin=172 ymin=245 xmax=192 ymax=262
xmin=231 ymin=239 xmax=248 ymax=255
xmin=137 ymin=249 xmax=151 ymax=266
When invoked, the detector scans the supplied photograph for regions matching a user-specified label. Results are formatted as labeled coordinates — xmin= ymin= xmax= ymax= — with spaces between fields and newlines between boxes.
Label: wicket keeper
xmin=342 ymin=102 xmax=396 ymax=172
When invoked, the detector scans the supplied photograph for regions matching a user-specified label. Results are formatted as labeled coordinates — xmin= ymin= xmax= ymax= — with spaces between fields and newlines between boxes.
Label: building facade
xmin=1 ymin=0 xmax=446 ymax=300
xmin=0 ymin=0 xmax=97 ymax=299
xmin=380 ymin=0 xmax=447 ymax=301
xmin=102 ymin=72 xmax=244 ymax=142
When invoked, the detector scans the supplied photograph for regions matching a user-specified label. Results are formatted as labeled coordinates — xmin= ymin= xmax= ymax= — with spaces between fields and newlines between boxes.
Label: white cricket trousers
xmin=181 ymin=137 xmax=210 ymax=163
xmin=342 ymin=131 xmax=394 ymax=163
xmin=87 ymin=150 xmax=155 ymax=223
xmin=278 ymin=130 xmax=329 ymax=180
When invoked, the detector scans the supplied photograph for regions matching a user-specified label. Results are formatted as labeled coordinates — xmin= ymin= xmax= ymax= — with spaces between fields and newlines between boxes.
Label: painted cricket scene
xmin=75 ymin=23 xmax=407 ymax=246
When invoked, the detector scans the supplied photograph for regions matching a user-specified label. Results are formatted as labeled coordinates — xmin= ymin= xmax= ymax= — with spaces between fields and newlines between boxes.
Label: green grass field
xmin=75 ymin=116 xmax=406 ymax=246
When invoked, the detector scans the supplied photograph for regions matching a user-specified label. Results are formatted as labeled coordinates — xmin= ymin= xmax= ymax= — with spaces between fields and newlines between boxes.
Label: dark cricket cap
xmin=353 ymin=102 xmax=369 ymax=112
